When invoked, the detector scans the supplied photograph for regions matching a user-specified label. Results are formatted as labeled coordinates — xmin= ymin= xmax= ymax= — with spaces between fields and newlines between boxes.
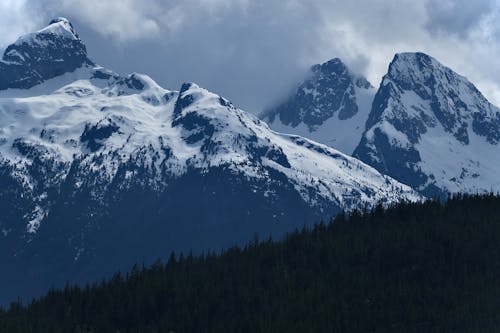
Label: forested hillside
xmin=2 ymin=195 xmax=500 ymax=332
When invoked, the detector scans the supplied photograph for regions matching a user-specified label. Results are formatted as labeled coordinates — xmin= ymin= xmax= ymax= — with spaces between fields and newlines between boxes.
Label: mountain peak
xmin=42 ymin=17 xmax=80 ymax=40
xmin=385 ymin=52 xmax=443 ymax=87
xmin=262 ymin=57 xmax=375 ymax=154
xmin=311 ymin=58 xmax=346 ymax=74
xmin=393 ymin=51 xmax=433 ymax=62
xmin=49 ymin=17 xmax=72 ymax=25
xmin=310 ymin=58 xmax=371 ymax=88
xmin=391 ymin=51 xmax=436 ymax=66
xmin=0 ymin=18 xmax=92 ymax=90
xmin=12 ymin=17 xmax=81 ymax=48
xmin=179 ymin=82 xmax=199 ymax=95
xmin=354 ymin=51 xmax=500 ymax=197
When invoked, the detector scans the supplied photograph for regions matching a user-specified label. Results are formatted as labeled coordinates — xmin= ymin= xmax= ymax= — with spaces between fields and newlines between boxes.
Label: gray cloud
xmin=57 ymin=0 xmax=161 ymax=41
xmin=425 ymin=0 xmax=495 ymax=37
xmin=0 ymin=0 xmax=43 ymax=48
xmin=1 ymin=0 xmax=500 ymax=112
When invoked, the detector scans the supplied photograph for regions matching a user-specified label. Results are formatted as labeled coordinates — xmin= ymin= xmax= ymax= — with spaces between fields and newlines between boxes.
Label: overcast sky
xmin=1 ymin=0 xmax=499 ymax=113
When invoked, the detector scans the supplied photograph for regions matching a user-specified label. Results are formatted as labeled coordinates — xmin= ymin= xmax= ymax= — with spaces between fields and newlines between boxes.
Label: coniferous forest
xmin=2 ymin=195 xmax=500 ymax=332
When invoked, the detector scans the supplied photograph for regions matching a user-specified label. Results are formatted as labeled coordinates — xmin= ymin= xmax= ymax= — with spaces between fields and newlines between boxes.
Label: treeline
xmin=2 ymin=194 xmax=500 ymax=332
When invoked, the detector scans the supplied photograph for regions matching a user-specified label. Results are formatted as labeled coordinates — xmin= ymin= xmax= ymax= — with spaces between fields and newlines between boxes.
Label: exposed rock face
xmin=354 ymin=52 xmax=500 ymax=197
xmin=262 ymin=58 xmax=375 ymax=154
xmin=0 ymin=17 xmax=93 ymax=90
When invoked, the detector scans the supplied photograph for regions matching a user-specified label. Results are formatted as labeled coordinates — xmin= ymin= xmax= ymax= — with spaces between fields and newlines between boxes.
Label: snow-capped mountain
xmin=0 ymin=17 xmax=92 ymax=90
xmin=354 ymin=52 xmax=500 ymax=196
xmin=0 ymin=19 xmax=418 ymax=304
xmin=261 ymin=58 xmax=376 ymax=154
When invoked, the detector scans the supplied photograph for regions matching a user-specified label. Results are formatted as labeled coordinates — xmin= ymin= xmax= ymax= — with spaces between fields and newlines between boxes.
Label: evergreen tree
xmin=2 ymin=195 xmax=500 ymax=332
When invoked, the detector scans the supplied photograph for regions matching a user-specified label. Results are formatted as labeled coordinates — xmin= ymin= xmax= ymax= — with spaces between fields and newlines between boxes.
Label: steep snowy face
xmin=354 ymin=52 xmax=500 ymax=196
xmin=262 ymin=58 xmax=375 ymax=154
xmin=0 ymin=18 xmax=92 ymax=90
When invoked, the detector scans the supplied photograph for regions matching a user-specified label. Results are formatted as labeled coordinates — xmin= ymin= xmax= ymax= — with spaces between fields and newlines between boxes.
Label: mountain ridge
xmin=263 ymin=51 xmax=500 ymax=197
xmin=0 ymin=19 xmax=418 ymax=305
xmin=354 ymin=52 xmax=500 ymax=196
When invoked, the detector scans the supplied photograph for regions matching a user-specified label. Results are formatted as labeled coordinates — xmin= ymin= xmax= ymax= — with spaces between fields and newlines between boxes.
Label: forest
xmin=2 ymin=194 xmax=500 ymax=332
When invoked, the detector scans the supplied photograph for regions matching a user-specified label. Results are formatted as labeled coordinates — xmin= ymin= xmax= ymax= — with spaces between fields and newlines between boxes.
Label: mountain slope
xmin=0 ymin=19 xmax=418 ymax=304
xmin=354 ymin=52 xmax=500 ymax=196
xmin=261 ymin=58 xmax=375 ymax=154
xmin=4 ymin=195 xmax=500 ymax=333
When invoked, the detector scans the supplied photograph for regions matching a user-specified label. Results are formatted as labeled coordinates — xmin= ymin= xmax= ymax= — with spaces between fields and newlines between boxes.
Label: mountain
xmin=0 ymin=17 xmax=92 ymax=90
xmin=261 ymin=58 xmax=376 ymax=154
xmin=353 ymin=52 xmax=500 ymax=197
xmin=0 ymin=19 xmax=418 ymax=304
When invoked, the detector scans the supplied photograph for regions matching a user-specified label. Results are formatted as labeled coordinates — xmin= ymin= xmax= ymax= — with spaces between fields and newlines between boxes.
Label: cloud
xmin=425 ymin=0 xmax=495 ymax=37
xmin=1 ymin=0 xmax=500 ymax=112
xmin=37 ymin=0 xmax=161 ymax=42
xmin=0 ymin=0 xmax=43 ymax=48
xmin=286 ymin=0 xmax=500 ymax=110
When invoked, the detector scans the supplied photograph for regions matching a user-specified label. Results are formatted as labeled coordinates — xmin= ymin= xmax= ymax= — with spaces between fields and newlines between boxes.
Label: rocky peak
xmin=311 ymin=58 xmax=348 ymax=76
xmin=0 ymin=18 xmax=93 ymax=90
xmin=44 ymin=17 xmax=80 ymax=40
xmin=354 ymin=52 xmax=500 ymax=197
xmin=262 ymin=58 xmax=374 ymax=130
xmin=373 ymin=52 xmax=499 ymax=144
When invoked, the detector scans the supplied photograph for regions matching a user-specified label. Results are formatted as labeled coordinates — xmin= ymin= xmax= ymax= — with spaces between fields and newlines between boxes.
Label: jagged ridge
xmin=354 ymin=52 xmax=500 ymax=196
xmin=262 ymin=58 xmax=375 ymax=154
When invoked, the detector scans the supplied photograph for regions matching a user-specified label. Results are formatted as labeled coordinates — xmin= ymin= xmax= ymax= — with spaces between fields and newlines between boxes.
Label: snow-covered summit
xmin=354 ymin=52 xmax=500 ymax=196
xmin=0 ymin=18 xmax=92 ymax=90
xmin=262 ymin=58 xmax=375 ymax=154
xmin=20 ymin=17 xmax=80 ymax=44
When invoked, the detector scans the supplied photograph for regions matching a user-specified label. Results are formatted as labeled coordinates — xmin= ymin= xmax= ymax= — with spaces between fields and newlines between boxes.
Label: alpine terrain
xmin=262 ymin=58 xmax=375 ymax=154
xmin=263 ymin=52 xmax=500 ymax=198
xmin=354 ymin=52 xmax=500 ymax=197
xmin=0 ymin=19 xmax=418 ymax=304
